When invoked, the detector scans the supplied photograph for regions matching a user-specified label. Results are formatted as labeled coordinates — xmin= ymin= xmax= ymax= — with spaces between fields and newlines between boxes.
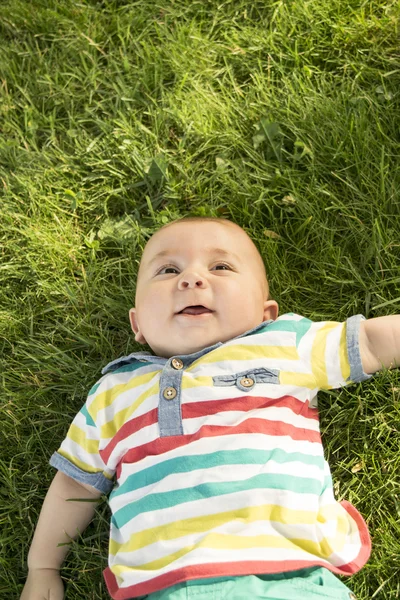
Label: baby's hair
xmin=141 ymin=216 xmax=270 ymax=298
xmin=157 ymin=215 xmax=237 ymax=232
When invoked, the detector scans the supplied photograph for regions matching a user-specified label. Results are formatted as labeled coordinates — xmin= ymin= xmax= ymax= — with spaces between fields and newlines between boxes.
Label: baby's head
xmin=129 ymin=217 xmax=279 ymax=358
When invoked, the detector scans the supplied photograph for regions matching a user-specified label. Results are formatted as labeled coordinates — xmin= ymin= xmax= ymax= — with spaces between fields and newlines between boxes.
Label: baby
xmin=21 ymin=217 xmax=400 ymax=600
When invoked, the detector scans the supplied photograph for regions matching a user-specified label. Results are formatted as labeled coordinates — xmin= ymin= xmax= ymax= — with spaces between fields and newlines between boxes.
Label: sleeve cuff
xmin=346 ymin=314 xmax=374 ymax=383
xmin=49 ymin=452 xmax=114 ymax=494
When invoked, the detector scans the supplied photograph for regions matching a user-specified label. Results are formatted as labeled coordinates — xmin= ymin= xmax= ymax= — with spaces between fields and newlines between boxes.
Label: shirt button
xmin=240 ymin=377 xmax=255 ymax=388
xmin=163 ymin=387 xmax=177 ymax=400
xmin=171 ymin=358 xmax=183 ymax=370
xmin=349 ymin=594 xmax=357 ymax=600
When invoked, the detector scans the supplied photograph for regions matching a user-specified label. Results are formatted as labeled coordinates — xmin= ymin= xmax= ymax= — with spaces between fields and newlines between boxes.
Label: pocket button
xmin=240 ymin=377 xmax=255 ymax=388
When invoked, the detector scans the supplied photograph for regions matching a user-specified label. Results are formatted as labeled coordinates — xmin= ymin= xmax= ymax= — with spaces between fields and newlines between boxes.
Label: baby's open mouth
xmin=177 ymin=305 xmax=213 ymax=315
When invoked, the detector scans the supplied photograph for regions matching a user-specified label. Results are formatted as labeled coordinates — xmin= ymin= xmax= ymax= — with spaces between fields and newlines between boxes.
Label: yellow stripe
xmin=100 ymin=381 xmax=158 ymax=440
xmin=310 ymin=323 xmax=339 ymax=389
xmin=111 ymin=511 xmax=350 ymax=575
xmin=181 ymin=376 xmax=213 ymax=388
xmin=279 ymin=371 xmax=318 ymax=389
xmin=110 ymin=502 xmax=347 ymax=556
xmin=90 ymin=370 xmax=158 ymax=420
xmin=68 ymin=424 xmax=99 ymax=454
xmin=57 ymin=448 xmax=112 ymax=479
xmin=111 ymin=535 xmax=299 ymax=575
xmin=339 ymin=323 xmax=351 ymax=381
xmin=186 ymin=344 xmax=299 ymax=370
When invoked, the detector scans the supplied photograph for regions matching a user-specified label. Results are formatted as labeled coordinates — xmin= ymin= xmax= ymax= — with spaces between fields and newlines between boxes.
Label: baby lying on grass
xmin=21 ymin=217 xmax=399 ymax=600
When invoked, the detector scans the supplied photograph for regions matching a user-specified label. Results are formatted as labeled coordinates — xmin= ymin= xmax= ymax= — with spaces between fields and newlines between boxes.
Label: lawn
xmin=1 ymin=0 xmax=399 ymax=598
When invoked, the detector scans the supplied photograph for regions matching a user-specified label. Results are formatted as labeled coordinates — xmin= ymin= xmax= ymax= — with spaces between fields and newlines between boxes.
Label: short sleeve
xmin=295 ymin=313 xmax=373 ymax=390
xmin=49 ymin=377 xmax=115 ymax=494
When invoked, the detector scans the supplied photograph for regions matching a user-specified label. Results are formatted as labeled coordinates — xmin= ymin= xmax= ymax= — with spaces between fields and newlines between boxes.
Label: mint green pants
xmin=140 ymin=568 xmax=356 ymax=600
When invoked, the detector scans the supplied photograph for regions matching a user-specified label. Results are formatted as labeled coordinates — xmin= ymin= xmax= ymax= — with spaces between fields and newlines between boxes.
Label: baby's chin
xmin=149 ymin=343 xmax=210 ymax=359
xmin=149 ymin=330 xmax=244 ymax=358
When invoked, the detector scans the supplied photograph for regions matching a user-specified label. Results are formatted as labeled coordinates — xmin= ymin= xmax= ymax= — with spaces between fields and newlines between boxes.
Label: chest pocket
xmin=212 ymin=367 xmax=279 ymax=392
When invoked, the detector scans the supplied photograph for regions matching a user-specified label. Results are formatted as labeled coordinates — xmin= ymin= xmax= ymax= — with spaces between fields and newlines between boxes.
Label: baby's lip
xmin=175 ymin=304 xmax=213 ymax=314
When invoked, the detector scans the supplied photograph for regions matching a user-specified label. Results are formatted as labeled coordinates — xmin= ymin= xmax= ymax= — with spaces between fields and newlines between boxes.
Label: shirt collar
xmin=102 ymin=319 xmax=274 ymax=374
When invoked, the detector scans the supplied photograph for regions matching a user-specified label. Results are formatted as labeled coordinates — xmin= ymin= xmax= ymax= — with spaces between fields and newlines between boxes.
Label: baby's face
xmin=129 ymin=222 xmax=278 ymax=358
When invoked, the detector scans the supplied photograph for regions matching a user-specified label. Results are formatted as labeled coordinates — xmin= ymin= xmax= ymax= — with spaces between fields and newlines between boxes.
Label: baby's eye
xmin=158 ymin=266 xmax=178 ymax=274
xmin=156 ymin=263 xmax=232 ymax=275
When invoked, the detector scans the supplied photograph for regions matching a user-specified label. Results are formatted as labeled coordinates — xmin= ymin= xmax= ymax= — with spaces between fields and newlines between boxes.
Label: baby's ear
xmin=264 ymin=300 xmax=279 ymax=321
xmin=129 ymin=308 xmax=147 ymax=344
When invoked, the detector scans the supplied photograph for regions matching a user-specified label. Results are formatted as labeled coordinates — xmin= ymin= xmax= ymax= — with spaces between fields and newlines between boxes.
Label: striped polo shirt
xmin=50 ymin=313 xmax=372 ymax=599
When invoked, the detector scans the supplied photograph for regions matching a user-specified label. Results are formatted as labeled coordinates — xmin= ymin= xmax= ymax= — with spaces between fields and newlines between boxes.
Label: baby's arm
xmin=20 ymin=470 xmax=103 ymax=599
xmin=360 ymin=315 xmax=400 ymax=374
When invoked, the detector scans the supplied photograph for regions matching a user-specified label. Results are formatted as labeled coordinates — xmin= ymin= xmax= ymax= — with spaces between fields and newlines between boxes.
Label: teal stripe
xmin=322 ymin=473 xmax=333 ymax=492
xmin=108 ymin=363 xmax=146 ymax=375
xmin=111 ymin=449 xmax=324 ymax=500
xmin=294 ymin=318 xmax=313 ymax=348
xmin=111 ymin=472 xmax=322 ymax=530
xmin=80 ymin=404 xmax=96 ymax=427
xmin=256 ymin=316 xmax=312 ymax=348
xmin=88 ymin=381 xmax=102 ymax=396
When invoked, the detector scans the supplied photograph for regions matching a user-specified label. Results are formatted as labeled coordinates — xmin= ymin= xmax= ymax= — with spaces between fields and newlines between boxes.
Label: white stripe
xmin=183 ymin=407 xmax=320 ymax=434
xmin=61 ymin=437 xmax=99 ymax=459
xmin=97 ymin=374 xmax=160 ymax=424
xmin=325 ymin=323 xmax=345 ymax=388
xmin=111 ymin=518 xmax=343 ymax=566
xmin=111 ymin=548 xmax=333 ymax=587
xmin=110 ymin=460 xmax=325 ymax=510
xmin=90 ymin=367 xmax=148 ymax=400
xmin=113 ymin=538 xmax=362 ymax=589
xmin=181 ymin=383 xmax=314 ymax=403
xmin=113 ymin=432 xmax=324 ymax=480
xmin=188 ymin=358 xmax=311 ymax=376
xmin=59 ymin=438 xmax=110 ymax=474
xmin=277 ymin=313 xmax=304 ymax=322
xmin=71 ymin=412 xmax=99 ymax=441
xmin=297 ymin=320 xmax=335 ymax=378
xmin=110 ymin=487 xmax=324 ymax=541
xmin=224 ymin=330 xmax=297 ymax=348
xmin=109 ymin=422 xmax=322 ymax=476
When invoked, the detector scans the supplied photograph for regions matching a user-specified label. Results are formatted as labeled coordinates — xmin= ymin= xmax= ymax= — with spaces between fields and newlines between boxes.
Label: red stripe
xmin=183 ymin=395 xmax=318 ymax=421
xmin=116 ymin=418 xmax=321 ymax=479
xmin=101 ymin=408 xmax=158 ymax=464
xmin=104 ymin=551 xmax=369 ymax=599
xmin=339 ymin=500 xmax=371 ymax=571
xmin=104 ymin=395 xmax=317 ymax=467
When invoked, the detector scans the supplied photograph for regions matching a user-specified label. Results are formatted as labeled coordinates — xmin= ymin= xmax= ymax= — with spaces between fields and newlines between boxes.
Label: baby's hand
xmin=20 ymin=568 xmax=64 ymax=600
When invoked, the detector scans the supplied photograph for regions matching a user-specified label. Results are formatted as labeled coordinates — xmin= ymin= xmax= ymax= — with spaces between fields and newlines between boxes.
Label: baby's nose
xmin=178 ymin=274 xmax=206 ymax=288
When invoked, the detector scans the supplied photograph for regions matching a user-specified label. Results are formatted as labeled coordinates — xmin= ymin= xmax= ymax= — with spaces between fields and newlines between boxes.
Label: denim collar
xmin=102 ymin=319 xmax=274 ymax=374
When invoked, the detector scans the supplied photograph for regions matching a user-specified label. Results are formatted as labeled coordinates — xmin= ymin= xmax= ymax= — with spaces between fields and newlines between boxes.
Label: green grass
xmin=1 ymin=0 xmax=399 ymax=598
